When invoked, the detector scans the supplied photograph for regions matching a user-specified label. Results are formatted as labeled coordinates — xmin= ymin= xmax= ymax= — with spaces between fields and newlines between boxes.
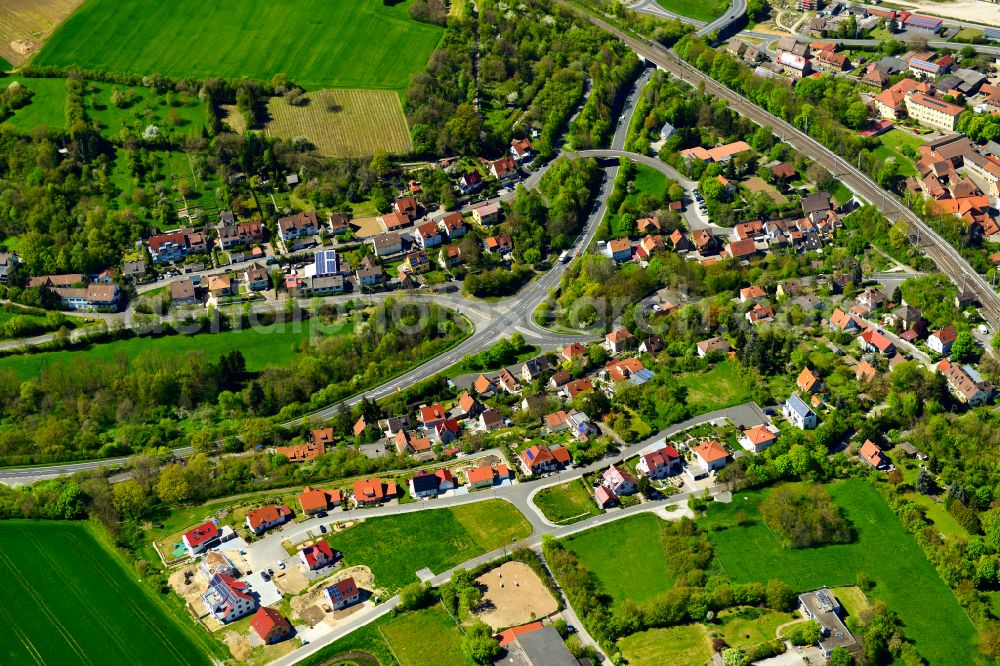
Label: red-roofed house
xmin=604 ymin=328 xmax=636 ymax=355
xmin=183 ymin=520 xmax=220 ymax=556
xmin=326 ymin=577 xmax=361 ymax=610
xmin=490 ymin=156 xmax=518 ymax=181
xmin=250 ymin=607 xmax=293 ymax=644
xmin=739 ymin=425 xmax=779 ymax=454
xmin=298 ymin=487 xmax=343 ymax=515
xmin=695 ymin=440 xmax=728 ymax=471
xmin=928 ymin=326 xmax=957 ymax=355
xmin=739 ymin=285 xmax=767 ymax=302
xmin=519 ymin=444 xmax=571 ymax=475
xmin=299 ymin=540 xmax=336 ymax=570
xmin=594 ymin=485 xmax=618 ymax=509
xmin=562 ymin=342 xmax=587 ymax=363
xmin=510 ymin=138 xmax=534 ymax=162
xmin=797 ymin=367 xmax=822 ymax=394
xmin=202 ymin=573 xmax=256 ymax=623
xmin=602 ymin=465 xmax=638 ymax=496
xmin=859 ymin=440 xmax=890 ymax=470
xmin=246 ymin=504 xmax=293 ymax=534
xmin=419 ymin=403 xmax=447 ymax=428
xmin=637 ymin=446 xmax=681 ymax=478
xmin=858 ymin=329 xmax=896 ymax=355
xmin=466 ymin=464 xmax=511 ymax=489
xmin=352 ymin=478 xmax=397 ymax=506
xmin=275 ymin=441 xmax=326 ymax=463
xmin=496 ymin=622 xmax=544 ymax=647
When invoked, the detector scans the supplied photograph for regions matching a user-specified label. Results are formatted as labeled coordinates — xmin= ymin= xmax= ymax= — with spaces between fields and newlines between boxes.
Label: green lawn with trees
xmin=0 ymin=520 xmax=219 ymax=664
xmin=33 ymin=0 xmax=444 ymax=91
xmin=705 ymin=480 xmax=978 ymax=665
xmin=654 ymin=0 xmax=725 ymax=22
xmin=329 ymin=501 xmax=531 ymax=593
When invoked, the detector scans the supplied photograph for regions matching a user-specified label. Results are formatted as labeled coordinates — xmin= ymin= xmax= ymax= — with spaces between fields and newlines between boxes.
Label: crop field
xmin=0 ymin=0 xmax=83 ymax=66
xmin=0 ymin=318 xmax=352 ymax=381
xmin=266 ymin=89 xmax=413 ymax=157
xmin=705 ymin=480 xmax=978 ymax=666
xmin=329 ymin=500 xmax=531 ymax=593
xmin=33 ymin=0 xmax=443 ymax=91
xmin=0 ymin=521 xmax=213 ymax=665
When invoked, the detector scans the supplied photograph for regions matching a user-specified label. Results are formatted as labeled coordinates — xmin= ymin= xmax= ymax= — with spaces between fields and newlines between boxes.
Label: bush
xmin=786 ymin=620 xmax=822 ymax=646
xmin=397 ymin=582 xmax=435 ymax=611
xmin=759 ymin=483 xmax=853 ymax=548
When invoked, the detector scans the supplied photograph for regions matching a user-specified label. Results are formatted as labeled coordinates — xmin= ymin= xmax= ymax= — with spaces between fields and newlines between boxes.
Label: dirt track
xmin=474 ymin=561 xmax=558 ymax=630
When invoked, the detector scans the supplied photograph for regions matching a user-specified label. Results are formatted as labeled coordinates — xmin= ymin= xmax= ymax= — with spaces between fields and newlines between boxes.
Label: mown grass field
xmin=534 ymin=478 xmax=603 ymax=524
xmin=380 ymin=604 xmax=471 ymax=666
xmin=625 ymin=163 xmax=669 ymax=209
xmin=653 ymin=0 xmax=725 ymax=22
xmin=0 ymin=521 xmax=214 ymax=665
xmin=872 ymin=128 xmax=922 ymax=177
xmin=4 ymin=76 xmax=67 ymax=130
xmin=618 ymin=624 xmax=712 ymax=666
xmin=330 ymin=500 xmax=531 ymax=593
xmin=33 ymin=0 xmax=443 ymax=91
xmin=563 ymin=512 xmax=675 ymax=604
xmin=705 ymin=480 xmax=978 ymax=666
xmin=676 ymin=360 xmax=751 ymax=414
xmin=0 ymin=318 xmax=351 ymax=381
xmin=266 ymin=89 xmax=413 ymax=157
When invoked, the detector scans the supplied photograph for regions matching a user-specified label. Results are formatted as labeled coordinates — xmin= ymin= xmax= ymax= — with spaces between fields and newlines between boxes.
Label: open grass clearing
xmin=533 ymin=478 xmax=602 ymax=524
xmin=0 ymin=318 xmax=352 ymax=381
xmin=653 ymin=0 xmax=725 ymax=21
xmin=705 ymin=480 xmax=978 ymax=666
xmin=563 ymin=512 xmax=675 ymax=604
xmin=676 ymin=360 xmax=752 ymax=414
xmin=380 ymin=603 xmax=471 ymax=666
xmin=5 ymin=75 xmax=67 ymax=130
xmin=618 ymin=624 xmax=712 ymax=666
xmin=829 ymin=585 xmax=870 ymax=621
xmin=34 ymin=0 xmax=443 ymax=91
xmin=715 ymin=608 xmax=798 ymax=649
xmin=266 ymin=89 xmax=412 ymax=157
xmin=744 ymin=175 xmax=787 ymax=204
xmin=329 ymin=500 xmax=531 ymax=593
xmin=625 ymin=162 xmax=669 ymax=209
xmin=0 ymin=520 xmax=217 ymax=665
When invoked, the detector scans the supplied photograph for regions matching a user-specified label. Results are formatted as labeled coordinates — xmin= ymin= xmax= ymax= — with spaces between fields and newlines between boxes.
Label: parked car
xmin=276 ymin=560 xmax=285 ymax=570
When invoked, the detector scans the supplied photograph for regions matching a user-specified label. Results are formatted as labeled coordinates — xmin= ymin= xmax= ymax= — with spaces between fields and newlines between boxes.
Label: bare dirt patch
xmin=265 ymin=89 xmax=413 ymax=158
xmin=222 ymin=631 xmax=252 ymax=661
xmin=352 ymin=216 xmax=384 ymax=239
xmin=474 ymin=561 xmax=558 ymax=630
xmin=744 ymin=176 xmax=788 ymax=204
xmin=220 ymin=104 xmax=247 ymax=134
xmin=0 ymin=0 xmax=84 ymax=66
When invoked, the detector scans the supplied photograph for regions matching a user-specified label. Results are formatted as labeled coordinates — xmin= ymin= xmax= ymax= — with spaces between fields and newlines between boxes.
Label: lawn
xmin=380 ymin=604 xmax=471 ymax=666
xmin=329 ymin=500 xmax=531 ymax=593
xmin=676 ymin=360 xmax=752 ymax=414
xmin=266 ymin=89 xmax=413 ymax=157
xmin=653 ymin=0 xmax=725 ymax=21
xmin=829 ymin=585 xmax=870 ymax=621
xmin=34 ymin=0 xmax=444 ymax=91
xmin=705 ymin=480 xmax=978 ymax=666
xmin=625 ymin=163 xmax=669 ymax=210
xmin=873 ymin=128 xmax=923 ymax=177
xmin=563 ymin=512 xmax=674 ymax=604
xmin=618 ymin=624 xmax=712 ymax=666
xmin=0 ymin=318 xmax=351 ymax=381
xmin=0 ymin=520 xmax=216 ymax=665
xmin=5 ymin=76 xmax=67 ymax=130
xmin=715 ymin=608 xmax=798 ymax=649
xmin=533 ymin=478 xmax=603 ymax=524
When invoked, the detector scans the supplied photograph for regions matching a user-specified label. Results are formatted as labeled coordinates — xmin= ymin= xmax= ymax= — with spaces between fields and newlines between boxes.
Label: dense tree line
xmin=759 ymin=483 xmax=853 ymax=548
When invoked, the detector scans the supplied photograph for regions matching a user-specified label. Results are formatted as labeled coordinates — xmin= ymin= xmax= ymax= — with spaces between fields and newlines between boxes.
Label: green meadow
xmin=33 ymin=0 xmax=444 ymax=91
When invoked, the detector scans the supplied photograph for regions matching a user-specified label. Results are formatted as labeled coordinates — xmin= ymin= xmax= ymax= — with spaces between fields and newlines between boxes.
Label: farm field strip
xmin=0 ymin=0 xmax=83 ymax=66
xmin=266 ymin=89 xmax=413 ymax=157
xmin=32 ymin=0 xmax=443 ymax=91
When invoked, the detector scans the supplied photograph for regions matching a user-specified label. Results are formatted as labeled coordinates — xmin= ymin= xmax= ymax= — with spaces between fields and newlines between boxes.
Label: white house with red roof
xmin=739 ymin=424 xmax=779 ymax=454
xmin=694 ymin=440 xmax=728 ymax=471
xmin=250 ymin=607 xmax=293 ymax=645
xmin=858 ymin=440 xmax=891 ymax=471
xmin=183 ymin=520 xmax=220 ymax=556
xmin=519 ymin=444 xmax=571 ymax=476
xmin=637 ymin=446 xmax=681 ymax=479
xmin=510 ymin=138 xmax=534 ymax=163
xmin=602 ymin=465 xmax=638 ymax=496
xmin=326 ymin=577 xmax=361 ymax=610
xmin=299 ymin=540 xmax=336 ymax=570
xmin=594 ymin=485 xmax=618 ymax=509
xmin=562 ymin=342 xmax=587 ymax=363
xmin=246 ymin=504 xmax=293 ymax=534
xmin=858 ymin=329 xmax=896 ymax=355
xmin=604 ymin=328 xmax=636 ymax=355
xmin=928 ymin=326 xmax=957 ymax=355
xmin=419 ymin=403 xmax=447 ymax=429
xmin=202 ymin=573 xmax=256 ymax=623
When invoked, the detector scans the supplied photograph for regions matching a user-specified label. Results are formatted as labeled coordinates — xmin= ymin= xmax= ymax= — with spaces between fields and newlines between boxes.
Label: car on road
xmin=319 ymin=524 xmax=327 ymax=533
xmin=261 ymin=571 xmax=270 ymax=581
xmin=276 ymin=560 xmax=285 ymax=570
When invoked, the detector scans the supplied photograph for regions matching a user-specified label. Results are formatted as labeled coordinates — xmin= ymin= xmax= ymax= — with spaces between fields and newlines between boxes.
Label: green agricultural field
xmin=0 ymin=521 xmax=216 ymax=665
xmin=0 ymin=318 xmax=351 ymax=381
xmin=618 ymin=624 xmax=712 ymax=666
xmin=380 ymin=604 xmax=471 ymax=666
xmin=706 ymin=480 xmax=978 ymax=666
xmin=4 ymin=76 xmax=67 ymax=130
xmin=563 ymin=512 xmax=674 ymax=603
xmin=676 ymin=360 xmax=751 ymax=414
xmin=654 ymin=0 xmax=725 ymax=22
xmin=330 ymin=500 xmax=531 ymax=593
xmin=534 ymin=478 xmax=603 ymax=524
xmin=34 ymin=0 xmax=444 ymax=91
